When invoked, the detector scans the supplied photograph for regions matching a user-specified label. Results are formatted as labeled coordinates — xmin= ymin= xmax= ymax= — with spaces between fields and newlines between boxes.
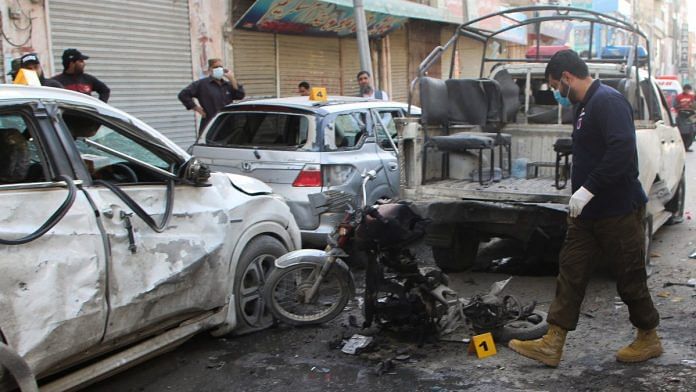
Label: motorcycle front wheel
xmin=264 ymin=262 xmax=352 ymax=326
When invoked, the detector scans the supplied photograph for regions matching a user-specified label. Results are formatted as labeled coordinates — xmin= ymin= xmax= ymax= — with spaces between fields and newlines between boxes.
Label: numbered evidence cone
xmin=13 ymin=69 xmax=41 ymax=87
xmin=309 ymin=87 xmax=328 ymax=102
xmin=508 ymin=324 xmax=567 ymax=367
xmin=467 ymin=332 xmax=497 ymax=359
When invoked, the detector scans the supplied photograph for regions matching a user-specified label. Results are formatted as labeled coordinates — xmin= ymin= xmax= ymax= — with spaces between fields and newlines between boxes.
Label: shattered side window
xmin=60 ymin=109 xmax=174 ymax=184
xmin=0 ymin=113 xmax=48 ymax=184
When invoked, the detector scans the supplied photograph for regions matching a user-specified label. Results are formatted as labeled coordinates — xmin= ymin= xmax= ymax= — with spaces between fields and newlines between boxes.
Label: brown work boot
xmin=616 ymin=328 xmax=663 ymax=363
xmin=508 ymin=324 xmax=567 ymax=367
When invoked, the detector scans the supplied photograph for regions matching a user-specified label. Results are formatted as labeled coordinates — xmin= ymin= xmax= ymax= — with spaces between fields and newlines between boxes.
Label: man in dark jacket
xmin=508 ymin=50 xmax=661 ymax=367
xmin=178 ymin=58 xmax=245 ymax=135
xmin=51 ymin=49 xmax=110 ymax=102
xmin=19 ymin=53 xmax=63 ymax=88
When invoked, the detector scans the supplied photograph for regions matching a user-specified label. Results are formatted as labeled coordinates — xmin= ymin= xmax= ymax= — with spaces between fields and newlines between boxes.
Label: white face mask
xmin=211 ymin=67 xmax=224 ymax=80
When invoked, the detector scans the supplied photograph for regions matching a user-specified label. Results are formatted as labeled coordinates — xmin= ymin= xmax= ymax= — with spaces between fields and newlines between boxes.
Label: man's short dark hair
xmin=298 ymin=81 xmax=310 ymax=89
xmin=357 ymin=70 xmax=370 ymax=80
xmin=545 ymin=50 xmax=589 ymax=81
xmin=684 ymin=84 xmax=692 ymax=90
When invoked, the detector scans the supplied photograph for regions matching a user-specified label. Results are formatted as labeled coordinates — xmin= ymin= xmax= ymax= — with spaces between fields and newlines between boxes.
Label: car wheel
xmin=233 ymin=235 xmax=288 ymax=335
xmin=666 ymin=171 xmax=685 ymax=225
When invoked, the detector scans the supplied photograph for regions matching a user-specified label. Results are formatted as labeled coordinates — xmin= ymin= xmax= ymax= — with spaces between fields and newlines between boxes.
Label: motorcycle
xmin=676 ymin=108 xmax=695 ymax=151
xmin=265 ymin=167 xmax=548 ymax=342
xmin=264 ymin=167 xmax=456 ymax=333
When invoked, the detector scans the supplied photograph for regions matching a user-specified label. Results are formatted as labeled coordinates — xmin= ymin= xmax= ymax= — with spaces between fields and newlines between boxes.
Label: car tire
xmin=233 ymin=235 xmax=288 ymax=335
xmin=491 ymin=311 xmax=549 ymax=343
xmin=666 ymin=171 xmax=685 ymax=225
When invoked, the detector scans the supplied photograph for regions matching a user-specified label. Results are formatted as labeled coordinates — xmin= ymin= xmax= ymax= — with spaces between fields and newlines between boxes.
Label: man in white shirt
xmin=357 ymin=70 xmax=389 ymax=100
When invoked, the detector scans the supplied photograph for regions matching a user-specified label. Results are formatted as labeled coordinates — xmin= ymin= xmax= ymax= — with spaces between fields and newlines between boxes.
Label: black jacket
xmin=178 ymin=77 xmax=245 ymax=133
xmin=571 ymin=80 xmax=647 ymax=219
xmin=51 ymin=72 xmax=110 ymax=102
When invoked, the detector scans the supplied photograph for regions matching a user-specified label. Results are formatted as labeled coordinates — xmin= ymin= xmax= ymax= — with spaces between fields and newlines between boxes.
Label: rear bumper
xmin=300 ymin=212 xmax=344 ymax=247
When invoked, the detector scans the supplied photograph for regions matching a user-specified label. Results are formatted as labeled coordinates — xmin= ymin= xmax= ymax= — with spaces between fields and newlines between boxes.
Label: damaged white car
xmin=0 ymin=86 xmax=300 ymax=391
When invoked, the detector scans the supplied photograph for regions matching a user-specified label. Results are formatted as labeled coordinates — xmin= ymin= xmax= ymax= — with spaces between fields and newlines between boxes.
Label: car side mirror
xmin=184 ymin=158 xmax=211 ymax=186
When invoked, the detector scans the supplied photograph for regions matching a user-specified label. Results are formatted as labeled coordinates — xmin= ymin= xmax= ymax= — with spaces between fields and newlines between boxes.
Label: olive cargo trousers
xmin=547 ymin=206 xmax=660 ymax=331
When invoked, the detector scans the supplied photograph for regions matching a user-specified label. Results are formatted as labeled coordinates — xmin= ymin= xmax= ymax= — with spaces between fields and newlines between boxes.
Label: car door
xmin=0 ymin=105 xmax=108 ymax=376
xmin=321 ymin=109 xmax=395 ymax=205
xmin=371 ymin=107 xmax=403 ymax=197
xmin=55 ymin=106 xmax=234 ymax=342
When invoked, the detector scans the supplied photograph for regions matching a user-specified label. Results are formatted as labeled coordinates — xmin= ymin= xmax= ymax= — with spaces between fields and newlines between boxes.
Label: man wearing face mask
xmin=51 ymin=49 xmax=110 ymax=102
xmin=178 ymin=58 xmax=245 ymax=135
xmin=508 ymin=50 xmax=660 ymax=367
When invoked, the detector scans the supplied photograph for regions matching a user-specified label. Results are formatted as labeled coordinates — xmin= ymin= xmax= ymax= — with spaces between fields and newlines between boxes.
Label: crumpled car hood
xmin=223 ymin=173 xmax=273 ymax=195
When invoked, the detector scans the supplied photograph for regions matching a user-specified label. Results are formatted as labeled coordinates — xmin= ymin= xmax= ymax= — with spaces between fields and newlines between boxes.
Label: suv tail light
xmin=292 ymin=164 xmax=322 ymax=187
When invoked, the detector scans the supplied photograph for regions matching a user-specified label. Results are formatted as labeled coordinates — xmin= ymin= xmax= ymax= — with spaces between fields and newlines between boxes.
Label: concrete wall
xmin=188 ymin=0 xmax=228 ymax=79
xmin=0 ymin=0 xmax=51 ymax=82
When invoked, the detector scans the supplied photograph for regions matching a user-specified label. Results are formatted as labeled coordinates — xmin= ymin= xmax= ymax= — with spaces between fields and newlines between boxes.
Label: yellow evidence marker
xmin=13 ymin=69 xmax=41 ymax=86
xmin=309 ymin=87 xmax=328 ymax=102
xmin=467 ymin=332 xmax=497 ymax=359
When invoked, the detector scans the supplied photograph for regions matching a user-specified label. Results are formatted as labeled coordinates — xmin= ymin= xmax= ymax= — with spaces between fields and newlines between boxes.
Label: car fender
xmin=212 ymin=217 xmax=300 ymax=336
xmin=274 ymin=249 xmax=356 ymax=297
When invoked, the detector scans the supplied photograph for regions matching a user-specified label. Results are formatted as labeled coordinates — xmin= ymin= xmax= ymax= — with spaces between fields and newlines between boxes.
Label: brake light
xmin=292 ymin=164 xmax=322 ymax=187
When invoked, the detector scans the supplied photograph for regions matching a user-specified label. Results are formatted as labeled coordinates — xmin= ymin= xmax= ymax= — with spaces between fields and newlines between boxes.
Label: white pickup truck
xmin=396 ymin=6 xmax=686 ymax=273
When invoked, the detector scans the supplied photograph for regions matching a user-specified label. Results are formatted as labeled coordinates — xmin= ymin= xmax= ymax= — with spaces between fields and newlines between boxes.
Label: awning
xmin=235 ymin=0 xmax=460 ymax=37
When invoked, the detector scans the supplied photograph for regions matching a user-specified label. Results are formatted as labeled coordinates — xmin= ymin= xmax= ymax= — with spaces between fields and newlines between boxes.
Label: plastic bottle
xmin=512 ymin=158 xmax=529 ymax=179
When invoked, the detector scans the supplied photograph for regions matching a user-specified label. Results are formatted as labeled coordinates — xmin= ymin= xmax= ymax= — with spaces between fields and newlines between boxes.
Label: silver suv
xmin=191 ymin=97 xmax=419 ymax=247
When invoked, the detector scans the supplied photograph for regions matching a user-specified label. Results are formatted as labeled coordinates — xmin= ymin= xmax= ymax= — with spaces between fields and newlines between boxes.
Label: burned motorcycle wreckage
xmin=265 ymin=168 xmax=547 ymax=342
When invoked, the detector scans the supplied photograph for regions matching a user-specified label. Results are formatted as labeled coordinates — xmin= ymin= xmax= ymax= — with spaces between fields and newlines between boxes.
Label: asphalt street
xmin=86 ymin=151 xmax=696 ymax=392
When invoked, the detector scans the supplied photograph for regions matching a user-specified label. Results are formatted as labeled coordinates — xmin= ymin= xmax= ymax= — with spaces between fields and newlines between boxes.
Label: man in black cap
xmin=19 ymin=53 xmax=63 ymax=88
xmin=51 ymin=49 xmax=110 ymax=102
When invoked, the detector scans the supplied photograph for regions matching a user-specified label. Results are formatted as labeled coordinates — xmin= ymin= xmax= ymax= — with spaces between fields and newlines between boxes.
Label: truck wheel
xmin=643 ymin=214 xmax=654 ymax=277
xmin=666 ymin=171 xmax=685 ymax=225
xmin=431 ymin=229 xmax=479 ymax=272
xmin=233 ymin=235 xmax=288 ymax=335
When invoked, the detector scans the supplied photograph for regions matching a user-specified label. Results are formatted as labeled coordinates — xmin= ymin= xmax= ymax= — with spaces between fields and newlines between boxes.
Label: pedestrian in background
xmin=356 ymin=70 xmax=388 ymax=100
xmin=508 ymin=50 xmax=661 ymax=367
xmin=19 ymin=53 xmax=63 ymax=88
xmin=298 ymin=81 xmax=310 ymax=96
xmin=178 ymin=58 xmax=245 ymax=136
xmin=6 ymin=58 xmax=20 ymax=81
xmin=52 ymin=49 xmax=110 ymax=102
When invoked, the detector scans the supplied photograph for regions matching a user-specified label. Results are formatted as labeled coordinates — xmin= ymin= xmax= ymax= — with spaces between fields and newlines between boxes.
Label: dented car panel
xmin=0 ymin=187 xmax=107 ymax=377
xmin=0 ymin=86 xmax=300 ymax=388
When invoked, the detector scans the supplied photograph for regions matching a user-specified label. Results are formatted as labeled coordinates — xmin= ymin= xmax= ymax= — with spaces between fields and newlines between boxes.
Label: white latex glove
xmin=569 ymin=186 xmax=594 ymax=218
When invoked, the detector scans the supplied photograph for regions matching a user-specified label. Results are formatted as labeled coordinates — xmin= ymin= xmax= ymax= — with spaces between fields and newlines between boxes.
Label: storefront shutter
xmin=340 ymin=38 xmax=361 ymax=97
xmin=48 ymin=0 xmax=196 ymax=147
xmin=277 ymin=35 xmax=340 ymax=98
xmin=389 ymin=28 xmax=409 ymax=103
xmin=232 ymin=30 xmax=277 ymax=99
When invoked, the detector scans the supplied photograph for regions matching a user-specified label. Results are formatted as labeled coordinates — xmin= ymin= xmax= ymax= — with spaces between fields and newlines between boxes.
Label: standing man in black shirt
xmin=178 ymin=58 xmax=245 ymax=136
xmin=51 ymin=49 xmax=110 ymax=102
xmin=508 ymin=50 xmax=661 ymax=367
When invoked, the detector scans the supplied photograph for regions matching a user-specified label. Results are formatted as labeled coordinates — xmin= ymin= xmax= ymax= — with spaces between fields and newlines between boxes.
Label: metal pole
xmin=353 ymin=0 xmax=373 ymax=76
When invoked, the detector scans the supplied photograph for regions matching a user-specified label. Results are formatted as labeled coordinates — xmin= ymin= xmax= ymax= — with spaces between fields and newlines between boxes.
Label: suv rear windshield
xmin=205 ymin=112 xmax=315 ymax=150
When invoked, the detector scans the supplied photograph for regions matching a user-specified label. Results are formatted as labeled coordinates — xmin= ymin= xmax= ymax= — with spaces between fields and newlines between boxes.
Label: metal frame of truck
xmin=396 ymin=5 xmax=686 ymax=272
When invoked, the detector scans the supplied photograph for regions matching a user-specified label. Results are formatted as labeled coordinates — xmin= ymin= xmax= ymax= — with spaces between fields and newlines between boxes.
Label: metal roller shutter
xmin=278 ymin=35 xmax=340 ymax=98
xmin=389 ymin=28 xmax=408 ymax=103
xmin=340 ymin=37 xmax=360 ymax=97
xmin=232 ymin=30 xmax=277 ymax=99
xmin=48 ymin=0 xmax=196 ymax=147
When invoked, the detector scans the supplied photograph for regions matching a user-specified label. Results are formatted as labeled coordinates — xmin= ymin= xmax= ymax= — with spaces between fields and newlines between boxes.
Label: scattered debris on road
xmin=341 ymin=334 xmax=374 ymax=355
